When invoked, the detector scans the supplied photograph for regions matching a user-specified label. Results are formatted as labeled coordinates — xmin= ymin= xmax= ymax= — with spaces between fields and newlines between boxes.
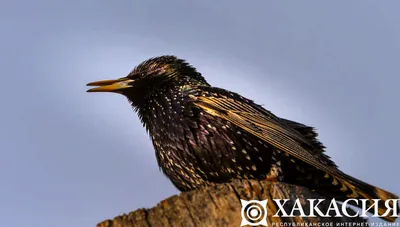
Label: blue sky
xmin=1 ymin=1 xmax=399 ymax=226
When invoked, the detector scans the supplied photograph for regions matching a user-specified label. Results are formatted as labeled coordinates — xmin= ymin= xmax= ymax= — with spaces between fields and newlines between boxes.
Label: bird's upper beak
xmin=86 ymin=77 xmax=135 ymax=93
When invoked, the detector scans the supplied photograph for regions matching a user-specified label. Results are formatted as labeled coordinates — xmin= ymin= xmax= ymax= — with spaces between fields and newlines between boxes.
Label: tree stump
xmin=97 ymin=180 xmax=366 ymax=227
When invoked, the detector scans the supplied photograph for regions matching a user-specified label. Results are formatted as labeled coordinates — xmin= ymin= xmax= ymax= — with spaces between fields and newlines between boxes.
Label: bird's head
xmin=86 ymin=55 xmax=208 ymax=106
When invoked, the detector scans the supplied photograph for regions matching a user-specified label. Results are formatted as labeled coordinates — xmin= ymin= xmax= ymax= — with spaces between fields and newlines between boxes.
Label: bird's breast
xmin=146 ymin=100 xmax=277 ymax=190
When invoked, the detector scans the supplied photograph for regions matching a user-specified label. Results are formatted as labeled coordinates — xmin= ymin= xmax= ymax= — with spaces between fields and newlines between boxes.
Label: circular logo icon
xmin=240 ymin=199 xmax=268 ymax=226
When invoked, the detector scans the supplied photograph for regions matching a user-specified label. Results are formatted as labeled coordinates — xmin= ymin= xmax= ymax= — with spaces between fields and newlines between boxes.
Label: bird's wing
xmin=191 ymin=88 xmax=399 ymax=222
xmin=278 ymin=118 xmax=337 ymax=167
xmin=278 ymin=118 xmax=325 ymax=151
xmin=191 ymin=87 xmax=343 ymax=178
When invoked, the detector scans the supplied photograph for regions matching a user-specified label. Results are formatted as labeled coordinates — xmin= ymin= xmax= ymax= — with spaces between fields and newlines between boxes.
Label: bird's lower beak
xmin=86 ymin=78 xmax=134 ymax=93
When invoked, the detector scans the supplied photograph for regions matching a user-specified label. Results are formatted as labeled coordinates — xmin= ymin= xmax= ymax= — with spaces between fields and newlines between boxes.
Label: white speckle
xmin=241 ymin=149 xmax=247 ymax=154
xmin=251 ymin=165 xmax=257 ymax=171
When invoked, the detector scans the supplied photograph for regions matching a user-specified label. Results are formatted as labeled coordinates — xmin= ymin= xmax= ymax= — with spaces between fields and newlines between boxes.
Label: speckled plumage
xmin=87 ymin=55 xmax=398 ymax=222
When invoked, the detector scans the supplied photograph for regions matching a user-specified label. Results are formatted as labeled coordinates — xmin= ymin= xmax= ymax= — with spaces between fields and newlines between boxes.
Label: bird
xmin=87 ymin=55 xmax=398 ymax=222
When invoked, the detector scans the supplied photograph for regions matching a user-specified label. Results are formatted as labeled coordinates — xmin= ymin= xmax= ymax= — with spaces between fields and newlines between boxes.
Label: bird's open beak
xmin=86 ymin=78 xmax=134 ymax=93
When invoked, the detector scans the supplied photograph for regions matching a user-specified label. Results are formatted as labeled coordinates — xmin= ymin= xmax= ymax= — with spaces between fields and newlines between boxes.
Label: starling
xmin=87 ymin=55 xmax=398 ymax=222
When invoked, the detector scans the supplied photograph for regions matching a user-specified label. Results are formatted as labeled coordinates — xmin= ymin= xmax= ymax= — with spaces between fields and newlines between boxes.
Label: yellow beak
xmin=86 ymin=78 xmax=134 ymax=93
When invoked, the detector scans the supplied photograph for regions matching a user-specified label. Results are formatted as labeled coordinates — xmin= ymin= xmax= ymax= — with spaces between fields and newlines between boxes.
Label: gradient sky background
xmin=1 ymin=1 xmax=399 ymax=226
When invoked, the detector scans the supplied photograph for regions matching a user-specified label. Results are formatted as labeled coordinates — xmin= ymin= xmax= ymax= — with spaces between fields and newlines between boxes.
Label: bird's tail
xmin=333 ymin=173 xmax=399 ymax=222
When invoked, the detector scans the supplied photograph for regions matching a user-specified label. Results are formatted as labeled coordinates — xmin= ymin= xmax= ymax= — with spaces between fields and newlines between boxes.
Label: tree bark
xmin=97 ymin=180 xmax=366 ymax=227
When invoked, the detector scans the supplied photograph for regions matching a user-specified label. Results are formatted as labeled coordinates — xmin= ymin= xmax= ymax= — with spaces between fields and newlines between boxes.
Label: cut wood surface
xmin=97 ymin=180 xmax=365 ymax=227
